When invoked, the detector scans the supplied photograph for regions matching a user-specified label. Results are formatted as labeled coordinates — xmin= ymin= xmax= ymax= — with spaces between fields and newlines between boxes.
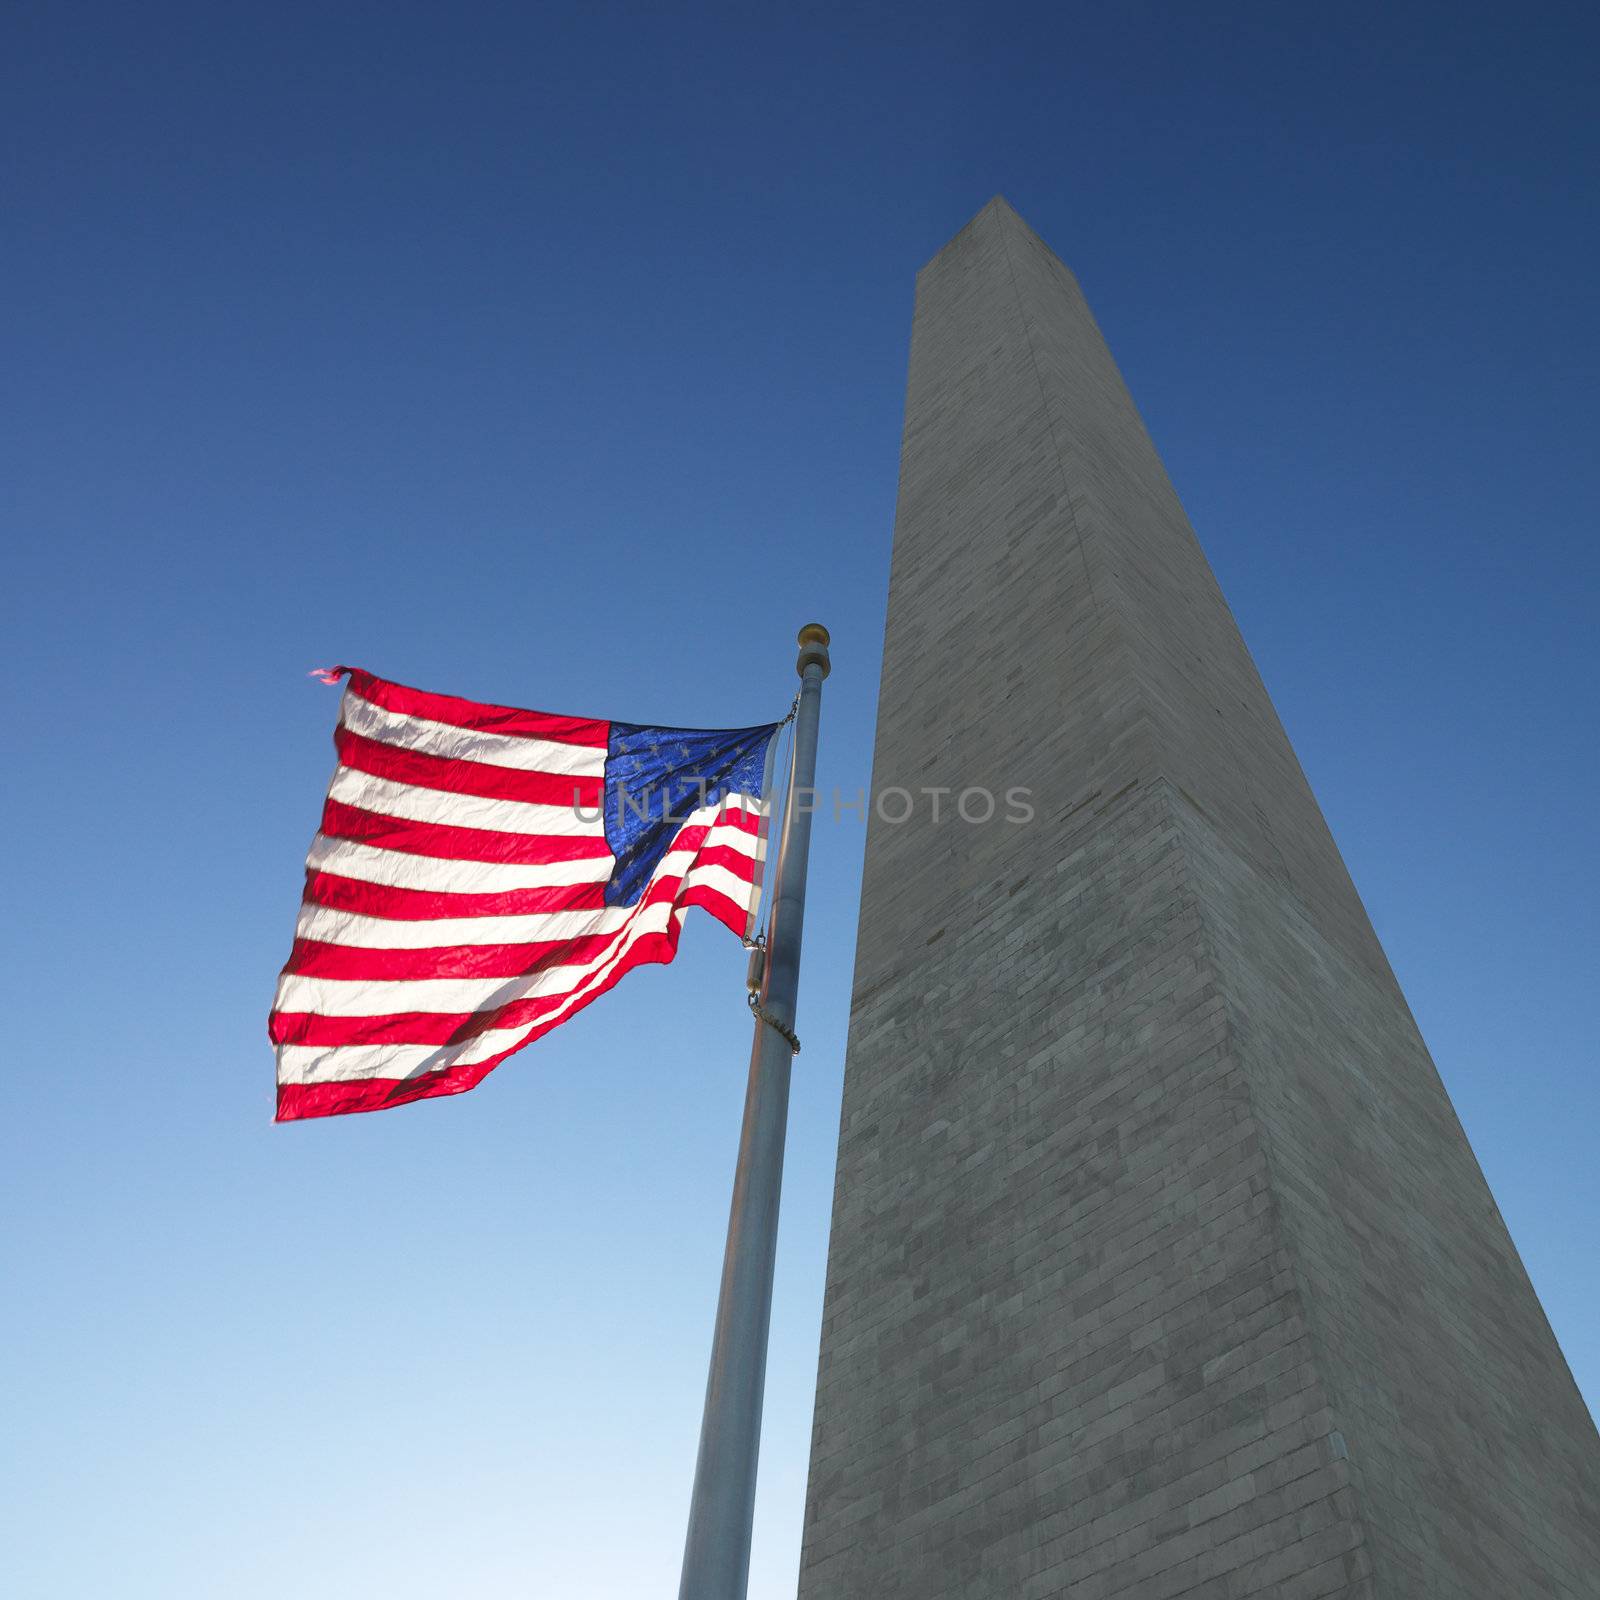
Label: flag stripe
xmin=305 ymin=834 xmax=613 ymax=894
xmin=276 ymin=1066 xmax=493 ymax=1119
xmin=297 ymin=856 xmax=754 ymax=947
xmin=328 ymin=767 xmax=601 ymax=840
xmin=334 ymin=724 xmax=605 ymax=810
xmin=295 ymin=899 xmax=628 ymax=949
xmin=285 ymin=932 xmax=621 ymax=982
xmin=341 ymin=691 xmax=606 ymax=777
xmin=320 ymin=797 xmax=612 ymax=866
xmin=346 ymin=669 xmax=608 ymax=747
xmin=303 ymin=870 xmax=607 ymax=922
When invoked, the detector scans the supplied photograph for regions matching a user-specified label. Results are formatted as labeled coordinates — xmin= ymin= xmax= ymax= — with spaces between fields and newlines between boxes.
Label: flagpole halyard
xmin=678 ymin=624 xmax=830 ymax=1600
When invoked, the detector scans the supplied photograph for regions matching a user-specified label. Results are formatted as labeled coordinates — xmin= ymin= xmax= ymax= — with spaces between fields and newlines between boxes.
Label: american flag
xmin=270 ymin=668 xmax=782 ymax=1121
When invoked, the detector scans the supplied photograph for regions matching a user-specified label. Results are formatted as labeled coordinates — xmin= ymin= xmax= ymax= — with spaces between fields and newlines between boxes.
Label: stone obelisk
xmin=797 ymin=198 xmax=1599 ymax=1598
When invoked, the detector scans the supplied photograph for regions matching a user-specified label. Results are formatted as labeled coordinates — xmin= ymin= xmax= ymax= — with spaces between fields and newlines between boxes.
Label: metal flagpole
xmin=678 ymin=622 xmax=831 ymax=1600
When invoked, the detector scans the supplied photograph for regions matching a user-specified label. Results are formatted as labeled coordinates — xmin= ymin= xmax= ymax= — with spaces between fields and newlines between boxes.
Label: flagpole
xmin=678 ymin=622 xmax=831 ymax=1600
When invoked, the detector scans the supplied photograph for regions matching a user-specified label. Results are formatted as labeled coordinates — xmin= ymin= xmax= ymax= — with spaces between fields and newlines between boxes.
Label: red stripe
xmin=694 ymin=843 xmax=757 ymax=883
xmin=270 ymin=981 xmax=576 ymax=1047
xmin=276 ymin=927 xmax=683 ymax=1121
xmin=320 ymin=797 xmax=610 ymax=866
xmin=304 ymin=871 xmax=606 ymax=921
xmin=716 ymin=804 xmax=761 ymax=836
xmin=277 ymin=1060 xmax=496 ymax=1120
xmin=273 ymin=1008 xmax=488 ymax=1048
xmin=285 ymin=930 xmax=620 ymax=982
xmin=679 ymin=881 xmax=750 ymax=939
xmin=334 ymin=725 xmax=604 ymax=809
xmin=344 ymin=670 xmax=608 ymax=748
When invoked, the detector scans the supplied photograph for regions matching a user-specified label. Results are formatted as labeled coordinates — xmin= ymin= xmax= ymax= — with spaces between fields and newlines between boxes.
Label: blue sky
xmin=4 ymin=3 xmax=1596 ymax=1595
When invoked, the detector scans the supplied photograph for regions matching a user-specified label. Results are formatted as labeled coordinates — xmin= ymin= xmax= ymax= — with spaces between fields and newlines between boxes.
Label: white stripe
xmin=306 ymin=834 xmax=614 ymax=893
xmin=341 ymin=693 xmax=606 ymax=778
xmin=278 ymin=1024 xmax=534 ymax=1084
xmin=329 ymin=767 xmax=601 ymax=839
xmin=678 ymin=860 xmax=757 ymax=913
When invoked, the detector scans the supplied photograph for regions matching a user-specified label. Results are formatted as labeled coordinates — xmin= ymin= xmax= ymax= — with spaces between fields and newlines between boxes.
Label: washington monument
xmin=796 ymin=199 xmax=1599 ymax=1597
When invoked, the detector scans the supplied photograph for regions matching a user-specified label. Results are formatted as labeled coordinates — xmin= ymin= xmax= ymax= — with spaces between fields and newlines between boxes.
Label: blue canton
xmin=602 ymin=721 xmax=779 ymax=907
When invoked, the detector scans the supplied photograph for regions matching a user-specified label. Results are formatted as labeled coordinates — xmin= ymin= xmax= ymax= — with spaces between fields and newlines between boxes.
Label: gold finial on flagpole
xmin=796 ymin=622 xmax=831 ymax=679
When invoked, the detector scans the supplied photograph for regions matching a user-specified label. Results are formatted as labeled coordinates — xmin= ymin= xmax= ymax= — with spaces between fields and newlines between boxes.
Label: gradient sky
xmin=4 ymin=3 xmax=1597 ymax=1596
